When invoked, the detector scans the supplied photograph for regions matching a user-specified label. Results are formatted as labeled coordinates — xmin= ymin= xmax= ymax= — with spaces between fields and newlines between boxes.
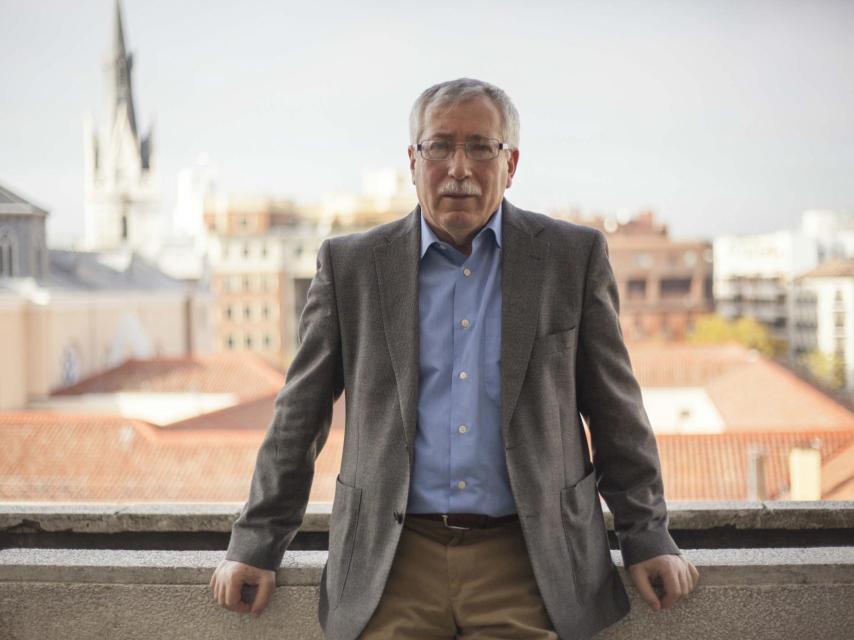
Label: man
xmin=211 ymin=78 xmax=699 ymax=639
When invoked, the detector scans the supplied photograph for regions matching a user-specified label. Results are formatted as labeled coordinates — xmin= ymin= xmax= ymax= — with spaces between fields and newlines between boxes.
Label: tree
xmin=688 ymin=314 xmax=779 ymax=356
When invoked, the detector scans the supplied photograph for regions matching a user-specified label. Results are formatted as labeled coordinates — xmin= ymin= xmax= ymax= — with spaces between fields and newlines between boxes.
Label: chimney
xmin=746 ymin=444 xmax=767 ymax=500
xmin=789 ymin=443 xmax=822 ymax=500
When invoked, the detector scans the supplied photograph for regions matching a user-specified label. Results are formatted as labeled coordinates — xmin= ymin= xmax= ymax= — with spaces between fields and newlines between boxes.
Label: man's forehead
xmin=421 ymin=97 xmax=502 ymax=137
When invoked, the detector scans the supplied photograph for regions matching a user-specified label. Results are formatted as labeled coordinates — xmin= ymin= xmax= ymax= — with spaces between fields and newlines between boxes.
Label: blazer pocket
xmin=532 ymin=324 xmax=578 ymax=359
xmin=559 ymin=468 xmax=615 ymax=602
xmin=328 ymin=474 xmax=362 ymax=610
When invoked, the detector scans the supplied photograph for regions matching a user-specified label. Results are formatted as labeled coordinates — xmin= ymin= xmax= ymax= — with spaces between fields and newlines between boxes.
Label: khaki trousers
xmin=359 ymin=514 xmax=559 ymax=639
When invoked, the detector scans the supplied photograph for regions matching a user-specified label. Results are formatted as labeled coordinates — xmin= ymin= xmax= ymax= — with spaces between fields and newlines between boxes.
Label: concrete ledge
xmin=2 ymin=500 xmax=852 ymax=534
xmin=1 ymin=547 xmax=852 ymax=639
xmin=1 ymin=547 xmax=852 ymax=586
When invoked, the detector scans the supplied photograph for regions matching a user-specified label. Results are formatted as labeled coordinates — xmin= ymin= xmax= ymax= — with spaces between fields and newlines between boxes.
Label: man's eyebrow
xmin=423 ymin=133 xmax=492 ymax=141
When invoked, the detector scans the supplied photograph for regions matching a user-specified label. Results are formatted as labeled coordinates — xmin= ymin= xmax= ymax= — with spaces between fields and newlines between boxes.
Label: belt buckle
xmin=441 ymin=514 xmax=471 ymax=531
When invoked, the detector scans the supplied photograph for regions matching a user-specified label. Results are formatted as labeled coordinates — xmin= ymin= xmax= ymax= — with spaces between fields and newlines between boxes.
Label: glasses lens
xmin=467 ymin=140 xmax=499 ymax=160
xmin=423 ymin=140 xmax=451 ymax=160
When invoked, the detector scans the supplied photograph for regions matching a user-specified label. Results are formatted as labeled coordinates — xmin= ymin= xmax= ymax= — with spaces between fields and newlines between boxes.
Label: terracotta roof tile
xmin=51 ymin=352 xmax=284 ymax=400
xmin=625 ymin=342 xmax=854 ymax=431
xmin=655 ymin=430 xmax=854 ymax=501
xmin=0 ymin=410 xmax=341 ymax=503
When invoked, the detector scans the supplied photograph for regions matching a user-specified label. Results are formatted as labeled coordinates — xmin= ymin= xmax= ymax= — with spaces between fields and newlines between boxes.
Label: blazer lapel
xmin=373 ymin=207 xmax=421 ymax=454
xmin=500 ymin=200 xmax=547 ymax=448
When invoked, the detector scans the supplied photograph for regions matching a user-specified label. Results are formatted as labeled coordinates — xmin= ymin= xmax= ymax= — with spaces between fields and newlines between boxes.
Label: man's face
xmin=408 ymin=96 xmax=519 ymax=251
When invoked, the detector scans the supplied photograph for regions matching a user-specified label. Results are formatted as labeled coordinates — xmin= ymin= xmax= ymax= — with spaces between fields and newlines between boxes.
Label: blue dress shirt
xmin=406 ymin=204 xmax=516 ymax=517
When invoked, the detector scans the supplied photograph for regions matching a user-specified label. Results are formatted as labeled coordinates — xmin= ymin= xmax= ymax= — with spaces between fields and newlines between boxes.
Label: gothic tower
xmin=83 ymin=0 xmax=160 ymax=253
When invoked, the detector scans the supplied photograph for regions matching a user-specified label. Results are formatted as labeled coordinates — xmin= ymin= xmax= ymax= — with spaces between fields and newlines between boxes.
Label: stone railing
xmin=1 ymin=501 xmax=852 ymax=639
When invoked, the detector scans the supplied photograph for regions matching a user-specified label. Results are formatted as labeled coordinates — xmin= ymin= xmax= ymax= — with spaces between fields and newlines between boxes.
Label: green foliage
xmin=688 ymin=314 xmax=779 ymax=356
xmin=802 ymin=350 xmax=847 ymax=390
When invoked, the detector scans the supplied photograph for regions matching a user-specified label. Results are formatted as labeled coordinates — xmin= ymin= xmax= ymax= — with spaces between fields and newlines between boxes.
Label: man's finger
xmin=689 ymin=561 xmax=700 ymax=588
xmin=677 ymin=564 xmax=690 ymax=595
xmin=630 ymin=566 xmax=662 ymax=611
xmin=659 ymin=565 xmax=682 ymax=609
xmin=251 ymin=575 xmax=275 ymax=617
xmin=225 ymin=577 xmax=251 ymax=613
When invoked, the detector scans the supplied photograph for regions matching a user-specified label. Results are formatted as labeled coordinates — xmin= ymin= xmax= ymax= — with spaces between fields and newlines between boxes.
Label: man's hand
xmin=627 ymin=554 xmax=699 ymax=612
xmin=210 ymin=558 xmax=276 ymax=618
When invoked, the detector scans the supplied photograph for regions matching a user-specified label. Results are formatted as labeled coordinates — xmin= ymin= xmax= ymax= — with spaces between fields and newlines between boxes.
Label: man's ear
xmin=408 ymin=146 xmax=417 ymax=184
xmin=505 ymin=148 xmax=520 ymax=189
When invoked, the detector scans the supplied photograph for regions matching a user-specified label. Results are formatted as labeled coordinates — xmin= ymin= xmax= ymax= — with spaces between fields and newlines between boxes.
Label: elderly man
xmin=211 ymin=78 xmax=699 ymax=639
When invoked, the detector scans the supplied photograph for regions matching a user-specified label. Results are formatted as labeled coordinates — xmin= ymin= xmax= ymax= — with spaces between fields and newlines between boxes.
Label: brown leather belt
xmin=407 ymin=512 xmax=519 ymax=530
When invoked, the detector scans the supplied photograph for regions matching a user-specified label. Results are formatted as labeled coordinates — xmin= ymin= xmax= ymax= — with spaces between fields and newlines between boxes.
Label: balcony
xmin=1 ymin=501 xmax=852 ymax=639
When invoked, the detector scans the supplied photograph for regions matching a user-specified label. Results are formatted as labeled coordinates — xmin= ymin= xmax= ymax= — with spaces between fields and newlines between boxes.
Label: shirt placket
xmin=448 ymin=246 xmax=483 ymax=512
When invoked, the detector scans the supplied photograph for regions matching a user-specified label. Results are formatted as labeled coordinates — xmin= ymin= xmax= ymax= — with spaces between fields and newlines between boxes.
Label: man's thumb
xmin=633 ymin=570 xmax=661 ymax=611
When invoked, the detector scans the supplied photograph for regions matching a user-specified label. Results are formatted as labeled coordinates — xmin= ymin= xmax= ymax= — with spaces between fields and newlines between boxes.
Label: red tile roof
xmin=626 ymin=342 xmax=854 ymax=431
xmin=51 ymin=352 xmax=285 ymax=400
xmin=0 ymin=410 xmax=341 ymax=503
xmin=655 ymin=430 xmax=854 ymax=500
xmin=2 ymin=410 xmax=851 ymax=503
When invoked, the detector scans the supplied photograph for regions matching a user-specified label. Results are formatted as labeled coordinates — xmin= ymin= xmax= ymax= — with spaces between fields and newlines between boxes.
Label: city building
xmin=795 ymin=259 xmax=854 ymax=390
xmin=204 ymin=173 xmax=411 ymax=370
xmin=713 ymin=209 xmax=854 ymax=348
xmin=561 ymin=210 xmax=713 ymax=341
xmin=0 ymin=182 xmax=49 ymax=280
xmin=0 ymin=181 xmax=213 ymax=411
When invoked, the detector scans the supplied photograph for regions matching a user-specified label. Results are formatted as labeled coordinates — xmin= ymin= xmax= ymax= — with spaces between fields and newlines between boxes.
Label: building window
xmin=240 ymin=215 xmax=249 ymax=230
xmin=242 ymin=275 xmax=250 ymax=291
xmin=0 ymin=228 xmax=17 ymax=277
xmin=226 ymin=335 xmax=235 ymax=350
xmin=627 ymin=279 xmax=647 ymax=300
xmin=264 ymin=334 xmax=272 ymax=348
xmin=225 ymin=305 xmax=233 ymax=320
xmin=243 ymin=242 xmax=250 ymax=258
xmin=660 ymin=278 xmax=692 ymax=298
xmin=245 ymin=335 xmax=253 ymax=349
xmin=261 ymin=243 xmax=268 ymax=258
xmin=262 ymin=303 xmax=270 ymax=319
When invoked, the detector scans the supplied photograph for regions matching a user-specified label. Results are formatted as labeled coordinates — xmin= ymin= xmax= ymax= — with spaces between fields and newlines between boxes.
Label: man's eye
xmin=470 ymin=143 xmax=492 ymax=154
xmin=429 ymin=141 xmax=451 ymax=153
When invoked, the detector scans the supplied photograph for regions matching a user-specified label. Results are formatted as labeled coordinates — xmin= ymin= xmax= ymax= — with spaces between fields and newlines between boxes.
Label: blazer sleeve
xmin=225 ymin=238 xmax=344 ymax=571
xmin=575 ymin=229 xmax=682 ymax=568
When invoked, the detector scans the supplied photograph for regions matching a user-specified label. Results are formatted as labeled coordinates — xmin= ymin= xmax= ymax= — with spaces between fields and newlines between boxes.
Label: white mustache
xmin=438 ymin=181 xmax=481 ymax=197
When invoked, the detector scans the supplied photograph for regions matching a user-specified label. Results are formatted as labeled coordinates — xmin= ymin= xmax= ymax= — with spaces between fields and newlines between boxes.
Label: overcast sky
xmin=1 ymin=0 xmax=852 ymax=245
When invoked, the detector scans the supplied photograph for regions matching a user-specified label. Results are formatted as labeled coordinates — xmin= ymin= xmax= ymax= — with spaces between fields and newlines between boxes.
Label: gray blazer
xmin=226 ymin=200 xmax=681 ymax=640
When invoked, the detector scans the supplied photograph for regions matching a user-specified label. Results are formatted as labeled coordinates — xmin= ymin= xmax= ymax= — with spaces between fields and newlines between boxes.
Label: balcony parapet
xmin=1 ymin=544 xmax=852 ymax=639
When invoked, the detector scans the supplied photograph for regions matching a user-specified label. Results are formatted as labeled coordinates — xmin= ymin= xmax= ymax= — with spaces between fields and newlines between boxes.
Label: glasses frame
xmin=414 ymin=138 xmax=513 ymax=161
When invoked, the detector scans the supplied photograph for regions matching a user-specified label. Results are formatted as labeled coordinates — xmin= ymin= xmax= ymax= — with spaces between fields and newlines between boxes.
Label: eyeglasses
xmin=414 ymin=138 xmax=512 ymax=161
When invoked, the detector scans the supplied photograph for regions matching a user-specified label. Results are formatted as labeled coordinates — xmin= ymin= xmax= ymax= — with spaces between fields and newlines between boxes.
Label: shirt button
xmin=460 ymin=319 xmax=470 ymax=329
xmin=458 ymin=371 xmax=468 ymax=380
xmin=457 ymin=480 xmax=466 ymax=489
xmin=458 ymin=425 xmax=468 ymax=434
xmin=463 ymin=267 xmax=472 ymax=277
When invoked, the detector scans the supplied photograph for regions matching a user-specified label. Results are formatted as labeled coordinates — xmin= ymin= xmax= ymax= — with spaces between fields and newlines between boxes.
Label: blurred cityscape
xmin=1 ymin=2 xmax=851 ymax=504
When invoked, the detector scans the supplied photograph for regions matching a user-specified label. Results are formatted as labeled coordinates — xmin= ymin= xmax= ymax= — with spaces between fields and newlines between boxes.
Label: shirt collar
xmin=419 ymin=202 xmax=503 ymax=259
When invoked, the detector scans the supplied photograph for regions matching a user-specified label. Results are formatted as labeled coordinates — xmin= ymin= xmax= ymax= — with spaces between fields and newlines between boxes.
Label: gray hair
xmin=409 ymin=78 xmax=520 ymax=148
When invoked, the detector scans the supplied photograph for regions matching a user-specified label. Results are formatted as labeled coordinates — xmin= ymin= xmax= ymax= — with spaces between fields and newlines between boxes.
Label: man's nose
xmin=447 ymin=146 xmax=472 ymax=180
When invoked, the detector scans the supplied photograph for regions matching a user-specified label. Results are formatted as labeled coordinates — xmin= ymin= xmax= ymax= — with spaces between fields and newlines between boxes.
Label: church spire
xmin=111 ymin=0 xmax=138 ymax=139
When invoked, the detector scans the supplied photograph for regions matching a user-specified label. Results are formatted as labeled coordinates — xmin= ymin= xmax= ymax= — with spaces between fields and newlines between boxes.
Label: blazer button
xmin=394 ymin=510 xmax=403 ymax=524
